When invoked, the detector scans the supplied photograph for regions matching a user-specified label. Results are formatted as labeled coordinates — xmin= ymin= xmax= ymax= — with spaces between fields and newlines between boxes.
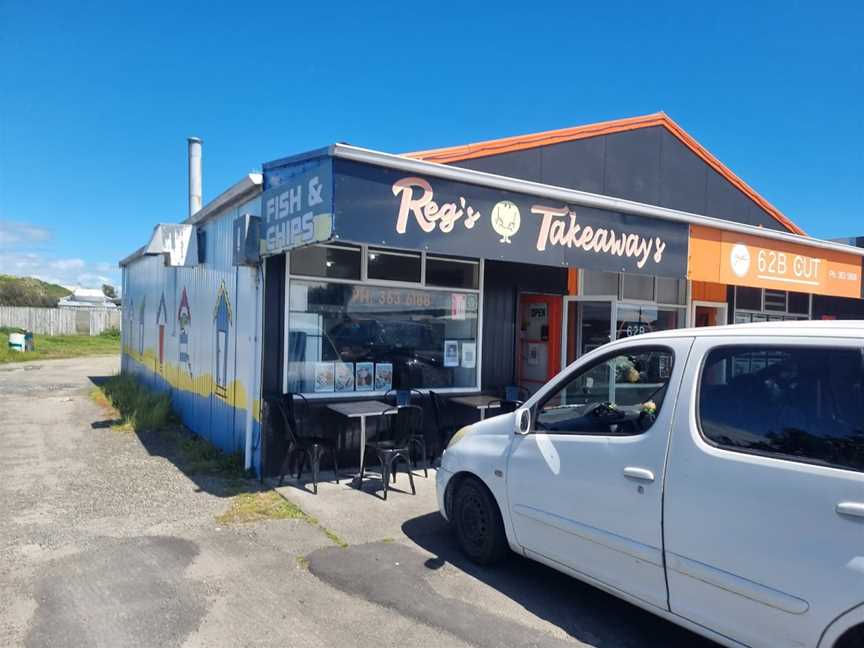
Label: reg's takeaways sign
xmin=260 ymin=157 xmax=334 ymax=255
xmin=332 ymin=160 xmax=688 ymax=278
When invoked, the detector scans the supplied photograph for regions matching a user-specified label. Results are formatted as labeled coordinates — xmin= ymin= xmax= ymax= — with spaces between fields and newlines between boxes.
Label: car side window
xmin=698 ymin=346 xmax=864 ymax=473
xmin=535 ymin=348 xmax=675 ymax=435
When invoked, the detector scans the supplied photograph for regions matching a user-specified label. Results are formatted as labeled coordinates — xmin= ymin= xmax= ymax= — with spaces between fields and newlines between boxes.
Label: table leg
xmin=358 ymin=415 xmax=366 ymax=472
xmin=479 ymin=408 xmax=486 ymax=421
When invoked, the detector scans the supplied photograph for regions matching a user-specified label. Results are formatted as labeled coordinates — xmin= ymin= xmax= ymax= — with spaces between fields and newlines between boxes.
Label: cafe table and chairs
xmin=326 ymin=399 xmax=396 ymax=487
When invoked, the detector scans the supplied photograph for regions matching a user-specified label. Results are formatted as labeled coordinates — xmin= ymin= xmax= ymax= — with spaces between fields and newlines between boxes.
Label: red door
xmin=517 ymin=294 xmax=562 ymax=394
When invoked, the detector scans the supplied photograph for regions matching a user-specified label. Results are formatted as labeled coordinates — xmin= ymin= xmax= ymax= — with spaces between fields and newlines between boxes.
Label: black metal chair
xmin=384 ymin=388 xmax=429 ymax=476
xmin=272 ymin=393 xmax=338 ymax=495
xmin=361 ymin=405 xmax=420 ymax=500
xmin=384 ymin=388 xmax=424 ymax=407
xmin=429 ymin=390 xmax=460 ymax=461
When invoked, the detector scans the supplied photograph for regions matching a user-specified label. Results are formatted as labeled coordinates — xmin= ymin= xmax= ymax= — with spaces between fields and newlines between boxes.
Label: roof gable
xmin=405 ymin=113 xmax=804 ymax=235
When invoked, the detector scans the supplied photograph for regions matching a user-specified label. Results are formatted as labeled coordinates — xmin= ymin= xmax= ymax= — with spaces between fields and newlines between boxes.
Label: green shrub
xmin=99 ymin=327 xmax=121 ymax=340
xmin=94 ymin=373 xmax=245 ymax=478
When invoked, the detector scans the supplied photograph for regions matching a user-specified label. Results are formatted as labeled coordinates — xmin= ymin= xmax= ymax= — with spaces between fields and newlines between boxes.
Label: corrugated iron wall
xmin=120 ymin=196 xmax=263 ymax=473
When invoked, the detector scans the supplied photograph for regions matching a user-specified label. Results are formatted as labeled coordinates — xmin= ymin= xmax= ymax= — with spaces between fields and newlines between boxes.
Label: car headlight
xmin=447 ymin=425 xmax=473 ymax=449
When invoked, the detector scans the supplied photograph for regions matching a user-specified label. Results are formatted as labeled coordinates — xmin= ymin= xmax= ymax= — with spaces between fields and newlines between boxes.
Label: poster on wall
xmin=451 ymin=294 xmax=467 ymax=320
xmin=335 ymin=362 xmax=355 ymax=392
xmin=461 ymin=342 xmax=476 ymax=369
xmin=314 ymin=362 xmax=335 ymax=392
xmin=355 ymin=362 xmax=374 ymax=391
xmin=374 ymin=363 xmax=393 ymax=391
xmin=443 ymin=340 xmax=459 ymax=367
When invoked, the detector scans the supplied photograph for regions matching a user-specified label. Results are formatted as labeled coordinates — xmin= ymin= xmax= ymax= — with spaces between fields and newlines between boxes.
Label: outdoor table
xmin=327 ymin=400 xmax=395 ymax=486
xmin=449 ymin=395 xmax=501 ymax=421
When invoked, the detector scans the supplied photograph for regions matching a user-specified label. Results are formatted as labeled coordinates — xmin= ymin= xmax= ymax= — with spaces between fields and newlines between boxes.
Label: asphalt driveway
xmin=0 ymin=356 xmax=717 ymax=647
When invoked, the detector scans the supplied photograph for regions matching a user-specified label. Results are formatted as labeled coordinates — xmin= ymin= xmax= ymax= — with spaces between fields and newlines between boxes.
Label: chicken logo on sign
xmin=490 ymin=200 xmax=521 ymax=244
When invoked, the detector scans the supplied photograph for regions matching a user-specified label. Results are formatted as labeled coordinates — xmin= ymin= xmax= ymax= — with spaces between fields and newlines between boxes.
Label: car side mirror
xmin=515 ymin=407 xmax=531 ymax=435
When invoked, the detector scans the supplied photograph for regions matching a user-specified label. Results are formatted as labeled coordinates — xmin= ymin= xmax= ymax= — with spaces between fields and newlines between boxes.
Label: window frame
xmin=284 ymin=243 xmax=484 ymax=399
xmin=695 ymin=342 xmax=864 ymax=474
xmin=533 ymin=344 xmax=676 ymax=436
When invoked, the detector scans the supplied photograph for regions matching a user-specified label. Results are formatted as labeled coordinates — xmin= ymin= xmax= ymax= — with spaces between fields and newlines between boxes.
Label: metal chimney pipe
xmin=187 ymin=137 xmax=203 ymax=217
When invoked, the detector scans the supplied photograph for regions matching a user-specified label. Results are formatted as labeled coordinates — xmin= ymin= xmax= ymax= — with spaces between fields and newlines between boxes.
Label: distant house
xmin=58 ymin=288 xmax=118 ymax=310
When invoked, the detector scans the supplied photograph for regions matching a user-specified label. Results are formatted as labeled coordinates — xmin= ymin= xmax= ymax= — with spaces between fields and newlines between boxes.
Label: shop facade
xmin=119 ymin=114 xmax=864 ymax=477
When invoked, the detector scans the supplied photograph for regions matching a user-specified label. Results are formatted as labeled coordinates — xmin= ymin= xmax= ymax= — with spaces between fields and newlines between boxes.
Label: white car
xmin=437 ymin=321 xmax=864 ymax=648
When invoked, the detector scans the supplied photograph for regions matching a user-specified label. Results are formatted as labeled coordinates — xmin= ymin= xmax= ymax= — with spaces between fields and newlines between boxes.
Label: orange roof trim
xmin=405 ymin=113 xmax=805 ymax=236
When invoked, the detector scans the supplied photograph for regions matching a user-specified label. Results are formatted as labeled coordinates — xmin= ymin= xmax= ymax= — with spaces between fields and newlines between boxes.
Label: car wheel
xmin=452 ymin=477 xmax=508 ymax=565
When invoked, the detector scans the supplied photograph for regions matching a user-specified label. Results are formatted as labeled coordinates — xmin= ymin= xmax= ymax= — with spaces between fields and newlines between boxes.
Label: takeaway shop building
xmin=119 ymin=113 xmax=864 ymax=477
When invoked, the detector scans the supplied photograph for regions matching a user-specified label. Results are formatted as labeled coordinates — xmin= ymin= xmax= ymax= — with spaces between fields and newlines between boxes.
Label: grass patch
xmin=216 ymin=491 xmax=310 ymax=525
xmin=0 ymin=329 xmax=120 ymax=364
xmin=92 ymin=373 xmax=246 ymax=479
xmin=321 ymin=527 xmax=349 ymax=548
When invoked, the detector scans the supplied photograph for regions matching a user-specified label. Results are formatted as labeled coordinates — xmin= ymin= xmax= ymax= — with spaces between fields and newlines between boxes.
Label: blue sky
xmin=1 ymin=1 xmax=861 ymax=289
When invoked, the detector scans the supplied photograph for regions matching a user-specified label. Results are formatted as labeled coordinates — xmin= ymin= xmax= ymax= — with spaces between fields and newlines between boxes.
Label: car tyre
xmin=452 ymin=477 xmax=508 ymax=565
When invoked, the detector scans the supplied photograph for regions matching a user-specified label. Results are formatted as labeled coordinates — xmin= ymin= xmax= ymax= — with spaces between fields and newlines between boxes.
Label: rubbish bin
xmin=8 ymin=331 xmax=34 ymax=352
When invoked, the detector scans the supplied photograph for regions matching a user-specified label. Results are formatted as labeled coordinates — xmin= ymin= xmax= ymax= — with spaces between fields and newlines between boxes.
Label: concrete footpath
xmin=0 ymin=356 xmax=716 ymax=648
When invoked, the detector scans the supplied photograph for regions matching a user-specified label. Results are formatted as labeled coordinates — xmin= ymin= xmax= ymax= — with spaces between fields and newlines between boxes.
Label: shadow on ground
xmin=87 ymin=374 xmax=264 ymax=499
xmin=400 ymin=512 xmax=720 ymax=648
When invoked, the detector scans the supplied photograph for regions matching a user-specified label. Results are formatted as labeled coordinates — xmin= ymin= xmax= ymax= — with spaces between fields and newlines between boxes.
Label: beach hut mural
xmin=213 ymin=280 xmax=232 ymax=399
xmin=177 ymin=287 xmax=192 ymax=376
xmin=137 ymin=296 xmax=146 ymax=356
xmin=156 ymin=292 xmax=168 ymax=370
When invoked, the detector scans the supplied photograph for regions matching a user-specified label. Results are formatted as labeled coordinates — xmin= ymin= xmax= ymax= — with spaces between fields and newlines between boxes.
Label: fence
xmin=0 ymin=306 xmax=122 ymax=336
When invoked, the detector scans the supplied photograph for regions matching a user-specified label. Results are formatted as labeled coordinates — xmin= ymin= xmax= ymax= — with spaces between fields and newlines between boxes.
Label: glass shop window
xmin=582 ymin=270 xmax=619 ymax=296
xmin=621 ymin=274 xmax=655 ymax=301
xmin=764 ymin=290 xmax=787 ymax=312
xmin=286 ymin=280 xmax=479 ymax=394
xmin=425 ymin=256 xmax=479 ymax=289
xmin=290 ymin=244 xmax=361 ymax=280
xmin=367 ymin=248 xmax=421 ymax=283
xmin=735 ymin=286 xmax=762 ymax=311
xmin=656 ymin=277 xmax=687 ymax=305
xmin=788 ymin=291 xmax=809 ymax=315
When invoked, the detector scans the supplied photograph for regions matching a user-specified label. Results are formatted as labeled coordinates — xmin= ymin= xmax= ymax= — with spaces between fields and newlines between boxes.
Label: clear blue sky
xmin=1 ymin=1 xmax=861 ymax=289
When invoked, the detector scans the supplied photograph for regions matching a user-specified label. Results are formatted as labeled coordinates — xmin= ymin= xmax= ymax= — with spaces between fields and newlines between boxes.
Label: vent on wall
xmin=196 ymin=228 xmax=207 ymax=264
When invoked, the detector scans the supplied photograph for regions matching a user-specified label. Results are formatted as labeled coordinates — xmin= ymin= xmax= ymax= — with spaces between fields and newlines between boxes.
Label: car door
xmin=664 ymin=337 xmax=864 ymax=648
xmin=506 ymin=337 xmax=693 ymax=611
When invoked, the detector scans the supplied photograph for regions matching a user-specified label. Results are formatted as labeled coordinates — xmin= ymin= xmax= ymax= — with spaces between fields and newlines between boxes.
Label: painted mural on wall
xmin=213 ymin=280 xmax=232 ymax=399
xmin=156 ymin=292 xmax=167 ymax=370
xmin=177 ymin=287 xmax=192 ymax=376
xmin=120 ymin=195 xmax=264 ymax=474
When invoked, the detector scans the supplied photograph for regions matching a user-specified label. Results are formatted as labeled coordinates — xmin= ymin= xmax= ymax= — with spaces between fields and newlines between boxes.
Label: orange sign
xmin=689 ymin=226 xmax=862 ymax=298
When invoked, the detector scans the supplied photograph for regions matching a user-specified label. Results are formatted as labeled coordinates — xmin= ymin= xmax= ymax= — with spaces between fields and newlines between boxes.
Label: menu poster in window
xmin=314 ymin=362 xmax=335 ymax=392
xmin=374 ymin=363 xmax=393 ymax=391
xmin=461 ymin=342 xmax=476 ymax=369
xmin=335 ymin=362 xmax=355 ymax=392
xmin=451 ymin=294 xmax=467 ymax=320
xmin=355 ymin=362 xmax=374 ymax=391
xmin=444 ymin=340 xmax=459 ymax=367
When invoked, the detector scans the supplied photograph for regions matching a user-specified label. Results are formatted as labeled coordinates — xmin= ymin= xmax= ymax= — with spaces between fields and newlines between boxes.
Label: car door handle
xmin=836 ymin=502 xmax=864 ymax=519
xmin=623 ymin=467 xmax=655 ymax=482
